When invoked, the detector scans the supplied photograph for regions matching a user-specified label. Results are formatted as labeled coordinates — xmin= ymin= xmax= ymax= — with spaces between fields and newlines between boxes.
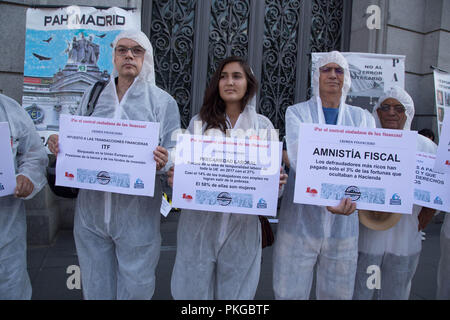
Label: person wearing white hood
xmin=48 ymin=30 xmax=181 ymax=299
xmin=168 ymin=56 xmax=287 ymax=299
xmin=0 ymin=93 xmax=48 ymax=299
xmin=353 ymin=86 xmax=437 ymax=300
xmin=273 ymin=51 xmax=376 ymax=300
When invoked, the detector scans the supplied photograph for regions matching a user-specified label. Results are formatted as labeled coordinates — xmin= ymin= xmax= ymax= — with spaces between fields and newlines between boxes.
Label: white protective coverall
xmin=0 ymin=94 xmax=48 ymax=299
xmin=353 ymin=86 xmax=437 ymax=300
xmin=171 ymin=95 xmax=278 ymax=300
xmin=437 ymin=213 xmax=450 ymax=299
xmin=273 ymin=51 xmax=376 ymax=300
xmin=73 ymin=31 xmax=180 ymax=299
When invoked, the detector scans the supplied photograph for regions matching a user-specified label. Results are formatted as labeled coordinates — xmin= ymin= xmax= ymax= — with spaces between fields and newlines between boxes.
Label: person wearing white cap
xmin=168 ymin=56 xmax=287 ymax=299
xmin=0 ymin=94 xmax=48 ymax=299
xmin=273 ymin=51 xmax=376 ymax=300
xmin=353 ymin=86 xmax=437 ymax=300
xmin=48 ymin=30 xmax=181 ymax=299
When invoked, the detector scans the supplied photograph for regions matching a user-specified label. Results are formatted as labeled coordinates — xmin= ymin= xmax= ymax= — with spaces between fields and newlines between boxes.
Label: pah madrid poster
xmin=22 ymin=6 xmax=140 ymax=149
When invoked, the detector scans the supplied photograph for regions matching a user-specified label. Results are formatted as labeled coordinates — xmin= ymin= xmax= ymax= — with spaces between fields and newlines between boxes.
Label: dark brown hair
xmin=199 ymin=56 xmax=258 ymax=133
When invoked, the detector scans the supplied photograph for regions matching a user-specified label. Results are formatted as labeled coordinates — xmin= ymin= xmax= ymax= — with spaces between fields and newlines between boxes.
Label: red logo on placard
xmin=65 ymin=172 xmax=75 ymax=180
xmin=445 ymin=160 xmax=450 ymax=166
xmin=183 ymin=194 xmax=193 ymax=201
xmin=306 ymin=187 xmax=318 ymax=197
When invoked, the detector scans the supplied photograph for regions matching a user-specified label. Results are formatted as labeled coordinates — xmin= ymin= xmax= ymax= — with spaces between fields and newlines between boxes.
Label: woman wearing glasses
xmin=353 ymin=86 xmax=437 ymax=300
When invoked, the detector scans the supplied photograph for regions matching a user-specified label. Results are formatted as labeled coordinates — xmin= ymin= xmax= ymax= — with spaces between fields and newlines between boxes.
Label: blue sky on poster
xmin=24 ymin=29 xmax=120 ymax=77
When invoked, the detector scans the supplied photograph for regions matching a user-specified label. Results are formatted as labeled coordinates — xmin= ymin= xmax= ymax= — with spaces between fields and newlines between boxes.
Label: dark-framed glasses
xmin=378 ymin=104 xmax=406 ymax=113
xmin=115 ymin=46 xmax=146 ymax=57
xmin=319 ymin=66 xmax=345 ymax=75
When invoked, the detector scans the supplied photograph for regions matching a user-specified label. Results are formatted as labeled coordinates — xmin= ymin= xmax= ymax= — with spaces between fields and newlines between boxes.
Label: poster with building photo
xmin=433 ymin=70 xmax=450 ymax=137
xmin=22 ymin=6 xmax=140 ymax=149
xmin=312 ymin=52 xmax=405 ymax=112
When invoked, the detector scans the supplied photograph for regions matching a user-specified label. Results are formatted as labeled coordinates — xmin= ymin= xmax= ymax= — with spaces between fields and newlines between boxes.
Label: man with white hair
xmin=353 ymin=86 xmax=437 ymax=300
xmin=0 ymin=93 xmax=48 ymax=299
xmin=48 ymin=30 xmax=181 ymax=299
xmin=273 ymin=51 xmax=376 ymax=300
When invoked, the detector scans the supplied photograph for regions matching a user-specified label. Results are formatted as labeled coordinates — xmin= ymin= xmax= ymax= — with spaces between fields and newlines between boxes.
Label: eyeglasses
xmin=319 ymin=66 xmax=344 ymax=75
xmin=378 ymin=104 xmax=406 ymax=113
xmin=115 ymin=46 xmax=146 ymax=57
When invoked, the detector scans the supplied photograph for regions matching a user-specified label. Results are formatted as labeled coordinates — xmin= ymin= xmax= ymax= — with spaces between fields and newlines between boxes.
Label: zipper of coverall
xmin=317 ymin=96 xmax=346 ymax=238
xmin=217 ymin=115 xmax=236 ymax=247
xmin=104 ymin=77 xmax=138 ymax=231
